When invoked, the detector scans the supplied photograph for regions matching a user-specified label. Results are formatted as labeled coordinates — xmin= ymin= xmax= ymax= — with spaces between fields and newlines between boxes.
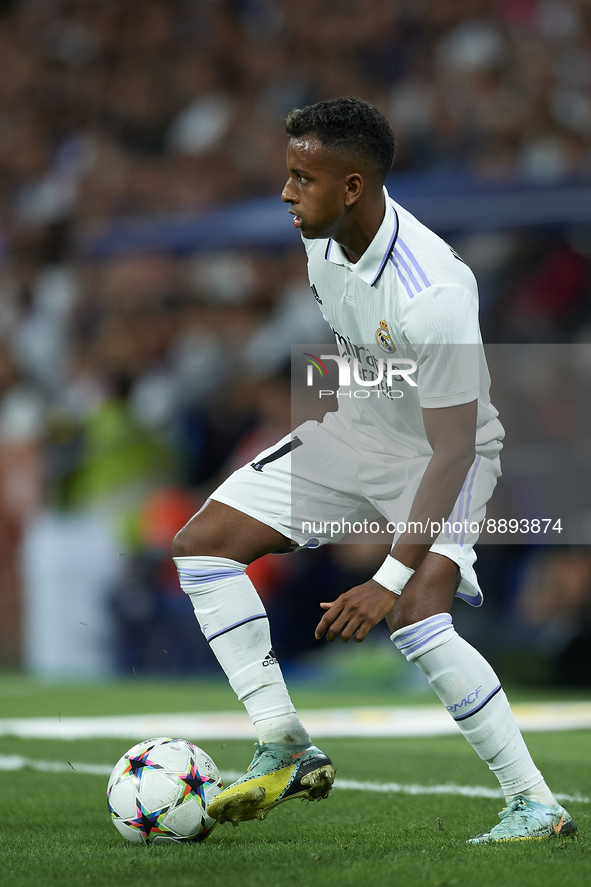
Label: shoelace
xmin=499 ymin=797 xmax=528 ymax=820
xmin=497 ymin=797 xmax=551 ymax=831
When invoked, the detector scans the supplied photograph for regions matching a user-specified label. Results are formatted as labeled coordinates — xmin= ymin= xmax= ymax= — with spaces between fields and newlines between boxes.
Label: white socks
xmin=392 ymin=614 xmax=557 ymax=807
xmin=176 ymin=557 xmax=556 ymax=804
xmin=175 ymin=555 xmax=310 ymax=746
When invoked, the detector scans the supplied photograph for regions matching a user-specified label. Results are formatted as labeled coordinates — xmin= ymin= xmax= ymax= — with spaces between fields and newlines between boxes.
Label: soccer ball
xmin=107 ymin=737 xmax=223 ymax=844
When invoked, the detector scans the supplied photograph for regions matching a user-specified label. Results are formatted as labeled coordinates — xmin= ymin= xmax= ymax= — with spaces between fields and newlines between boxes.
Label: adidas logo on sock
xmin=262 ymin=648 xmax=278 ymax=667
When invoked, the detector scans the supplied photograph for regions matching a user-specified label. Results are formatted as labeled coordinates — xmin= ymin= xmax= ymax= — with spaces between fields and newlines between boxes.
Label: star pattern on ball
xmin=179 ymin=762 xmax=215 ymax=802
xmin=108 ymin=738 xmax=221 ymax=844
xmin=124 ymin=745 xmax=162 ymax=781
xmin=129 ymin=799 xmax=169 ymax=842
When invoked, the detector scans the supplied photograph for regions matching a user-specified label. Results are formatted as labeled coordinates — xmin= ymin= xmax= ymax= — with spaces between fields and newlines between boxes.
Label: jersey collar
xmin=324 ymin=187 xmax=399 ymax=287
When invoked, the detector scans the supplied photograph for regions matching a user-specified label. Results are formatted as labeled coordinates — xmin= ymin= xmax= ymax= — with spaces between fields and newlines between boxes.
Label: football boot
xmin=206 ymin=742 xmax=335 ymax=826
xmin=466 ymin=794 xmax=577 ymax=844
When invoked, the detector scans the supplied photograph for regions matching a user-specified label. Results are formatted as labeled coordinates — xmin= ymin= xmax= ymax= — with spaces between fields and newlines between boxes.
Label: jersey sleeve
xmin=399 ymin=283 xmax=482 ymax=409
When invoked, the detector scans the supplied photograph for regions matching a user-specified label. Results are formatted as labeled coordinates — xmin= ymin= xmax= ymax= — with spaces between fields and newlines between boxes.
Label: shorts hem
xmin=209 ymin=491 xmax=295 ymax=544
xmin=429 ymin=542 xmax=484 ymax=607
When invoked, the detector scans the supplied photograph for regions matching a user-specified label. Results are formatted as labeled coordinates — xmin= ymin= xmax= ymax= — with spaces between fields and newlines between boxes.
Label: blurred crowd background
xmin=1 ymin=0 xmax=591 ymax=687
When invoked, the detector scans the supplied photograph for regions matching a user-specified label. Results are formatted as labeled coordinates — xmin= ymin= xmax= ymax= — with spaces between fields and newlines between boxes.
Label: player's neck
xmin=337 ymin=190 xmax=386 ymax=264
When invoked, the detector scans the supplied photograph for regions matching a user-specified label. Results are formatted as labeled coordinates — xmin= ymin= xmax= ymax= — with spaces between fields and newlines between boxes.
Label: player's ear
xmin=344 ymin=172 xmax=364 ymax=206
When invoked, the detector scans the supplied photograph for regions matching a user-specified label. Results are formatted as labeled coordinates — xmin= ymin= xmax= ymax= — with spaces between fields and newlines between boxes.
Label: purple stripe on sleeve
xmin=393 ymin=247 xmax=422 ymax=293
xmin=389 ymin=255 xmax=416 ymax=300
xmin=397 ymin=238 xmax=430 ymax=288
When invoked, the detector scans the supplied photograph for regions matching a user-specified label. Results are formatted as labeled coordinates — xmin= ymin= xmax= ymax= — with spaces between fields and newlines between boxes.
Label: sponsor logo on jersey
xmin=303 ymin=327 xmax=417 ymax=400
xmin=375 ymin=319 xmax=396 ymax=353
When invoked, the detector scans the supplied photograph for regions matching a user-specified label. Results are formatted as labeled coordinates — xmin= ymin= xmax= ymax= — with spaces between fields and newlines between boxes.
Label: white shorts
xmin=211 ymin=420 xmax=502 ymax=607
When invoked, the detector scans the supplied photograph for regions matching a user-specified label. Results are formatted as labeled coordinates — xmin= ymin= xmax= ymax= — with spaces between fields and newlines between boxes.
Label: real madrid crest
xmin=375 ymin=319 xmax=395 ymax=353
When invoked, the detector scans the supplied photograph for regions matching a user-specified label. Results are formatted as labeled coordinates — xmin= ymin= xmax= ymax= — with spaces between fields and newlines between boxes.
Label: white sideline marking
xmin=1 ymin=701 xmax=591 ymax=740
xmin=0 ymin=756 xmax=587 ymax=805
xmin=0 ymin=755 xmax=113 ymax=777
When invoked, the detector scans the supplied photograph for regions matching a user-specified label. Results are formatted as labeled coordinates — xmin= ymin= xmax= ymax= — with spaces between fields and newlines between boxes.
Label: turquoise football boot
xmin=467 ymin=794 xmax=577 ymax=844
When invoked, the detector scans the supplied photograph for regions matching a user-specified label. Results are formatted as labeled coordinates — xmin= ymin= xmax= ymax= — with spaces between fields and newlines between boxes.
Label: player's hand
xmin=314 ymin=579 xmax=397 ymax=643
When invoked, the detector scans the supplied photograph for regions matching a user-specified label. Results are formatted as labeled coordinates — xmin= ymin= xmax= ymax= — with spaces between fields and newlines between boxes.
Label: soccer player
xmin=173 ymin=98 xmax=576 ymax=843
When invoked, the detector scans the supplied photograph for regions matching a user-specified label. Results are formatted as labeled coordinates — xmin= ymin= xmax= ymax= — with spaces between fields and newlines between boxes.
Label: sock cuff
xmin=391 ymin=613 xmax=455 ymax=661
xmin=174 ymin=555 xmax=248 ymax=587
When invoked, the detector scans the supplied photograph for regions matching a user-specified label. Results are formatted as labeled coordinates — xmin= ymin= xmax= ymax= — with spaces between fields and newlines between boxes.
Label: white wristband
xmin=372 ymin=556 xmax=414 ymax=595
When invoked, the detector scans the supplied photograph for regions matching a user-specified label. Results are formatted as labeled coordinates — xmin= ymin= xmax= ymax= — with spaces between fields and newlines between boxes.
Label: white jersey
xmin=303 ymin=187 xmax=504 ymax=459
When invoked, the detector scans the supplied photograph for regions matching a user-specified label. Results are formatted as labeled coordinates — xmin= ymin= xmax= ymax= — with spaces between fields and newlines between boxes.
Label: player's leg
xmin=173 ymin=498 xmax=310 ymax=740
xmin=173 ymin=497 xmax=335 ymax=824
xmin=386 ymin=552 xmax=576 ymax=842
xmin=173 ymin=422 xmax=370 ymax=824
xmin=176 ymin=421 xmax=374 ymax=740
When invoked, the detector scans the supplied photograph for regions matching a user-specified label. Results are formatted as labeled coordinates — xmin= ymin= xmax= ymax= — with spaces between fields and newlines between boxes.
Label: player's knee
xmin=172 ymin=519 xmax=218 ymax=558
xmin=387 ymin=597 xmax=421 ymax=633
xmin=172 ymin=504 xmax=240 ymax=558
xmin=387 ymin=555 xmax=459 ymax=632
xmin=171 ymin=525 xmax=192 ymax=558
xmin=388 ymin=595 xmax=448 ymax=633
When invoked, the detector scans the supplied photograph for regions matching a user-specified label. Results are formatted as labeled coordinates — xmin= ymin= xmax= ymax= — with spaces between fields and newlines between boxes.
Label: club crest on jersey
xmin=375 ymin=319 xmax=395 ymax=353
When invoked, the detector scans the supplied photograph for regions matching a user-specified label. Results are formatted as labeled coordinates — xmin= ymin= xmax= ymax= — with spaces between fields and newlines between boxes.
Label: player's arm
xmin=391 ymin=397 xmax=477 ymax=568
xmin=315 ymin=398 xmax=477 ymax=643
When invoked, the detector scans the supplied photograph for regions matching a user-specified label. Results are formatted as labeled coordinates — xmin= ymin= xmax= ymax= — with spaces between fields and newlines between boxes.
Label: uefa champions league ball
xmin=107 ymin=737 xmax=223 ymax=844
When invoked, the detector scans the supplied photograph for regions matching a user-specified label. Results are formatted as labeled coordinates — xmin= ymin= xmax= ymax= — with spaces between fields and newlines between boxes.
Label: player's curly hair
xmin=285 ymin=97 xmax=396 ymax=182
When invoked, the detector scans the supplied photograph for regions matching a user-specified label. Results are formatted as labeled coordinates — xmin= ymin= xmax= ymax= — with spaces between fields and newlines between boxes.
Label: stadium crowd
xmin=0 ymin=0 xmax=590 ymax=678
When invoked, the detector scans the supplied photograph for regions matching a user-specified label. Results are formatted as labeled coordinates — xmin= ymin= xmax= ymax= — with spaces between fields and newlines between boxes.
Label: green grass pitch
xmin=1 ymin=678 xmax=590 ymax=887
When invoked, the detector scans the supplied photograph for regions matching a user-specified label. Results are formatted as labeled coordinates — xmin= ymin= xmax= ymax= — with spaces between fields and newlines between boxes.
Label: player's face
xmin=281 ymin=137 xmax=349 ymax=239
